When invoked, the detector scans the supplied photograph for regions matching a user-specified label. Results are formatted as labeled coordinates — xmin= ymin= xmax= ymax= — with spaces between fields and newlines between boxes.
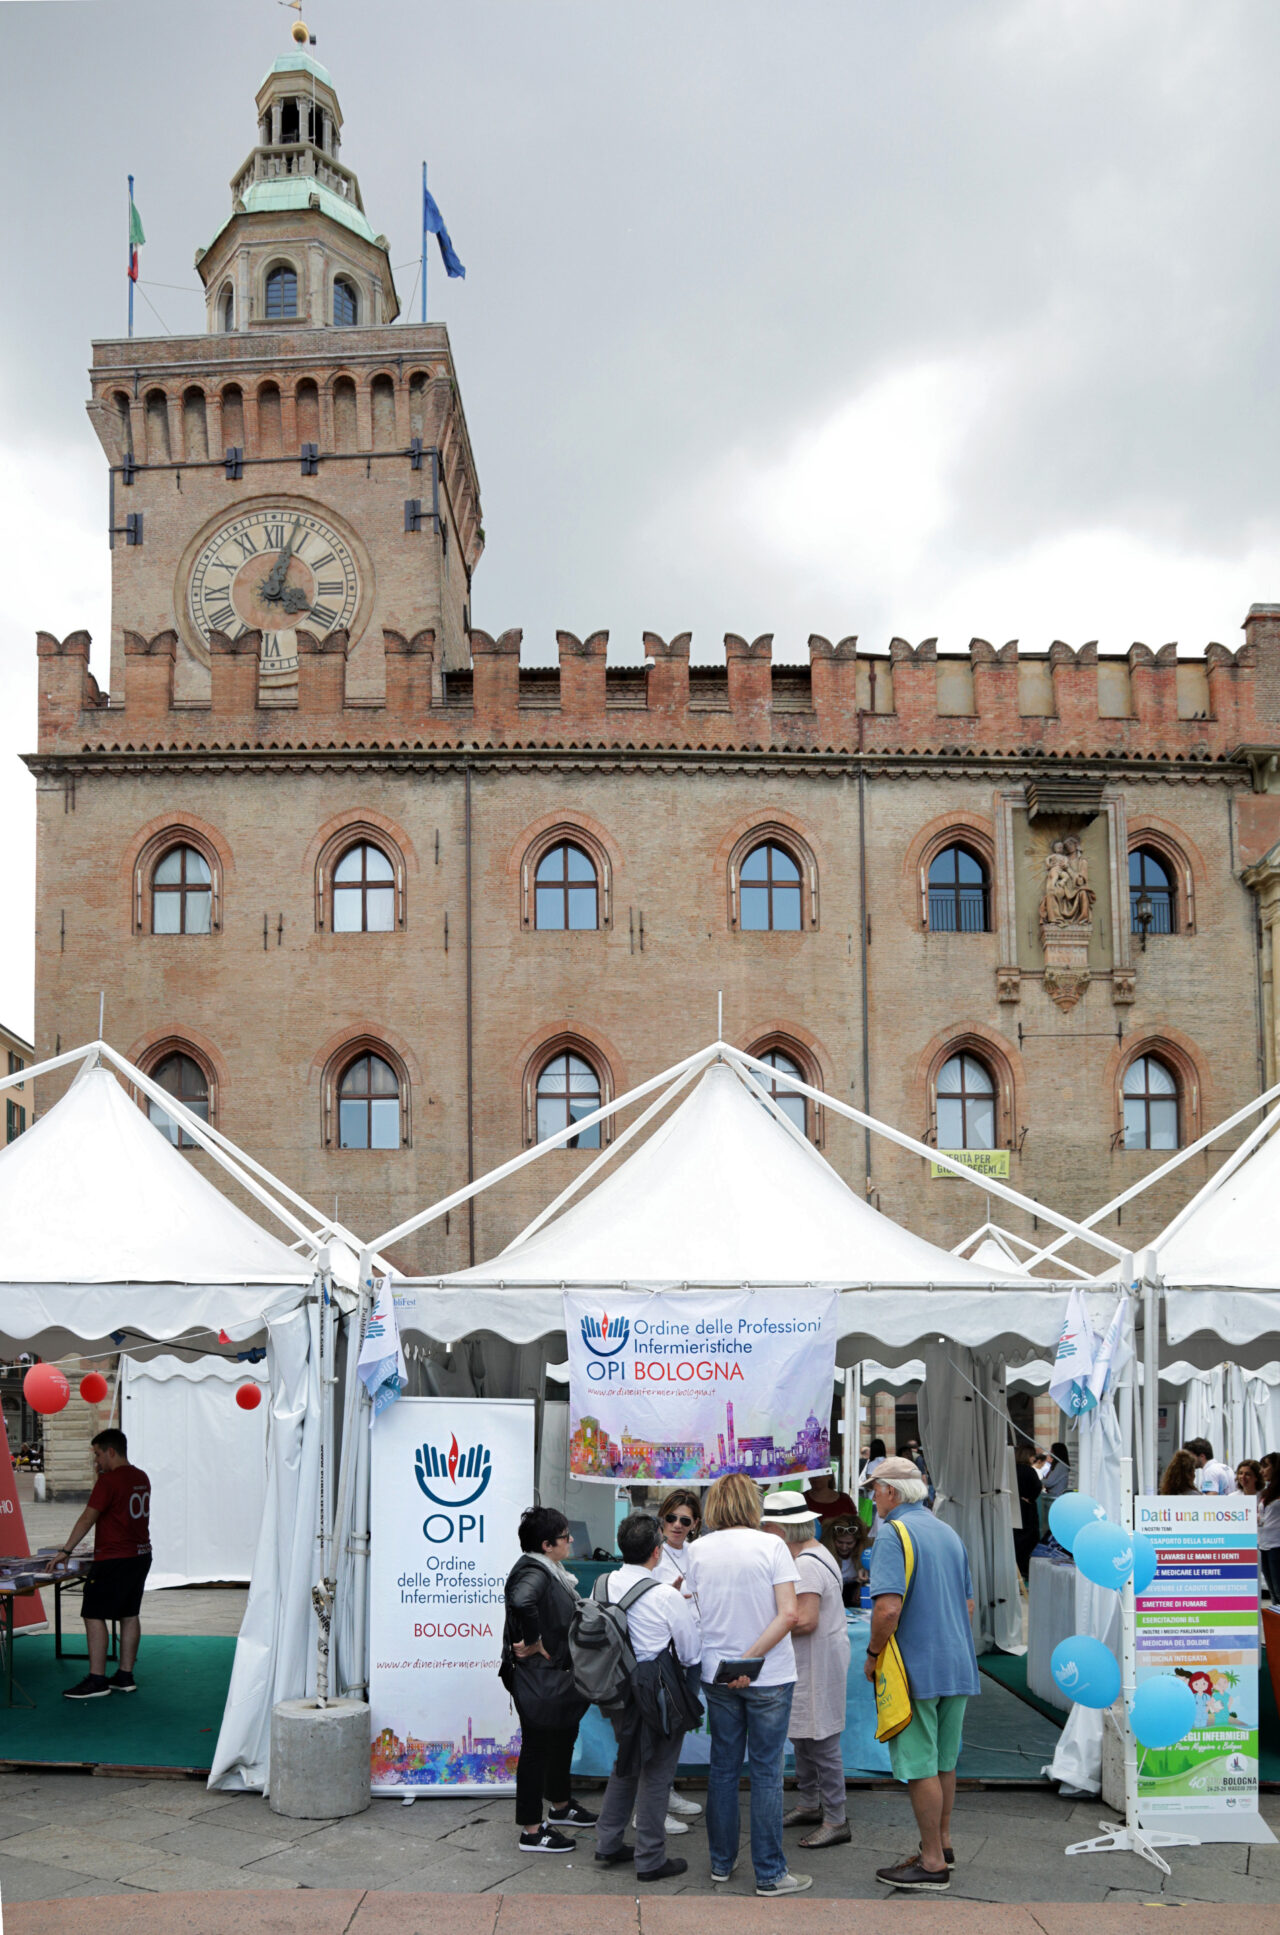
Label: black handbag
xmin=508 ymin=1651 xmax=588 ymax=1730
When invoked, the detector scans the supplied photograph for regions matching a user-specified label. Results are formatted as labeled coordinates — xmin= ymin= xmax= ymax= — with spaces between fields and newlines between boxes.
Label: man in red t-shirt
xmin=52 ymin=1427 xmax=152 ymax=1700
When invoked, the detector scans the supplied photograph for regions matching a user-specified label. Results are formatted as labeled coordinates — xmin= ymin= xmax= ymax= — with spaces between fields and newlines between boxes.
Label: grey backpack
xmin=567 ymin=1573 xmax=661 ymax=1714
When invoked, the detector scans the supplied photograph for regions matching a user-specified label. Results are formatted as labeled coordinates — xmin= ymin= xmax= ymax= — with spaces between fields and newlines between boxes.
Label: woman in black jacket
xmin=502 ymin=1505 xmax=597 ymax=1853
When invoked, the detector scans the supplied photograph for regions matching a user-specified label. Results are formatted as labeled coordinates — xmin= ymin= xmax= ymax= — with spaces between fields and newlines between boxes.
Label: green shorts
xmin=887 ymin=1695 xmax=968 ymax=1783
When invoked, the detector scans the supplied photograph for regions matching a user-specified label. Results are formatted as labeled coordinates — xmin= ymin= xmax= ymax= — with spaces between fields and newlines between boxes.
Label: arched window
xmin=332 ymin=843 xmax=395 ymax=932
xmin=755 ymin=1047 xmax=808 ymax=1136
xmin=265 ymin=266 xmax=298 ymax=320
xmin=1130 ymin=847 xmax=1176 ymax=936
xmin=928 ymin=845 xmax=990 ymax=933
xmin=1123 ymin=1054 xmax=1179 ymax=1150
xmin=936 ymin=1053 xmax=995 ymax=1150
xmin=536 ymin=1051 xmax=602 ymax=1148
xmin=220 ymin=287 xmax=234 ymax=332
xmin=739 ymin=842 xmax=802 ymax=931
xmin=147 ymin=1052 xmax=209 ymax=1149
xmin=333 ymin=277 xmax=358 ymax=326
xmin=152 ymin=845 xmax=212 ymax=934
xmin=338 ymin=1052 xmax=401 ymax=1149
xmin=535 ymin=843 xmax=598 ymax=930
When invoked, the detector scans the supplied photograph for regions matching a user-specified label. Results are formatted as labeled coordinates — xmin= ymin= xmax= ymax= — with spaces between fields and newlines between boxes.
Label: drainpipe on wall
xmin=857 ymin=751 xmax=872 ymax=1191
xmin=465 ymin=762 xmax=476 ymax=1267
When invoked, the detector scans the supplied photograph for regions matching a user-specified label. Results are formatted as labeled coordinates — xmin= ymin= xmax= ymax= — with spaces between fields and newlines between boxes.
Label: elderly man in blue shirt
xmin=862 ymin=1456 xmax=980 ymax=1892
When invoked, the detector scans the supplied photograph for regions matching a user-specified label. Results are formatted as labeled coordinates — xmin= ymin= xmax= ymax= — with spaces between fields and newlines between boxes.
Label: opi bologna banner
xmin=564 ymin=1290 xmax=839 ymax=1484
xmin=369 ymin=1398 xmax=534 ymax=1795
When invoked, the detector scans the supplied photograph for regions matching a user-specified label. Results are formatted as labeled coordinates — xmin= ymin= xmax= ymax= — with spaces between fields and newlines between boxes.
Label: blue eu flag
xmin=424 ymin=186 xmax=466 ymax=280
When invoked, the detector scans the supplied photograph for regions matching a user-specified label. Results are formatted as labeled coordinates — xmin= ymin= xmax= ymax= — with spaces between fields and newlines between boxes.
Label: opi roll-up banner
xmin=369 ymin=1398 xmax=533 ymax=1794
xmin=564 ymin=1290 xmax=839 ymax=1484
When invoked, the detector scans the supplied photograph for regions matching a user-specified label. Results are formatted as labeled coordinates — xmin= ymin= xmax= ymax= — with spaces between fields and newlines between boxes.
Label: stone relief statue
xmin=1039 ymin=835 xmax=1095 ymax=926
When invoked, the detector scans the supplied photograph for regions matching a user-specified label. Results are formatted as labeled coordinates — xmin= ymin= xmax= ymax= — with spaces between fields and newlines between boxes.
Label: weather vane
xmin=277 ymin=0 xmax=315 ymax=44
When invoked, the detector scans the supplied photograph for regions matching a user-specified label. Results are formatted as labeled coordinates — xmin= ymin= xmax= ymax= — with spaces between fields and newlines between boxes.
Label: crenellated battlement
xmin=33 ymin=609 xmax=1280 ymax=768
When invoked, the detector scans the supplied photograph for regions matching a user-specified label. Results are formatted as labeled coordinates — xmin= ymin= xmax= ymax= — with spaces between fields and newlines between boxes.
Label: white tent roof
xmin=395 ymin=1061 xmax=1111 ymax=1357
xmin=0 ymin=1063 xmax=312 ymax=1351
xmin=1150 ymin=1123 xmax=1280 ymax=1362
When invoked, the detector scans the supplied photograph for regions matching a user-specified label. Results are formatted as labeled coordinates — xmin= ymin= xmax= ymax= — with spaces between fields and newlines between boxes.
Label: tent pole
xmin=1024 ymin=1080 xmax=1280 ymax=1271
xmin=330 ymin=1252 xmax=373 ymax=1696
xmin=1142 ymin=1269 xmax=1160 ymax=1496
xmin=731 ymin=1045 xmax=1129 ymax=1263
xmin=507 ymin=1059 xmax=706 ymax=1250
xmin=367 ymin=1044 xmax=721 ymax=1255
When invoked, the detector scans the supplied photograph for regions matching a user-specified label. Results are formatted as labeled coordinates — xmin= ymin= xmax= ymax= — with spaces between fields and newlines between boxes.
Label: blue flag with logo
xmin=358 ymin=1276 xmax=407 ymax=1420
xmin=423 ymin=186 xmax=466 ymax=280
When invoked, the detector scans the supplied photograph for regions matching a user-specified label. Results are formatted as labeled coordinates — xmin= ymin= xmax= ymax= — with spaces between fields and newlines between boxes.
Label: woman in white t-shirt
xmin=685 ymin=1474 xmax=808 ymax=1896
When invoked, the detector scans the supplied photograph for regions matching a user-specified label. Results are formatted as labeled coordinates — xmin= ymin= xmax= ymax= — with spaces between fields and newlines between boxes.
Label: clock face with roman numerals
xmin=187 ymin=507 xmax=360 ymax=661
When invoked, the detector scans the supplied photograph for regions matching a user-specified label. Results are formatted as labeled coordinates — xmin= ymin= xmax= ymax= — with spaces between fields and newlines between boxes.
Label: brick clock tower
xmin=84 ymin=41 xmax=483 ymax=715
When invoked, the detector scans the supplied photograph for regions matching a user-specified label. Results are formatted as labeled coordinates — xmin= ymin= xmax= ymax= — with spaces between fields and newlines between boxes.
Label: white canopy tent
xmin=0 ymin=1042 xmax=365 ymax=1796
xmin=338 ymin=1043 xmax=1130 ymax=1685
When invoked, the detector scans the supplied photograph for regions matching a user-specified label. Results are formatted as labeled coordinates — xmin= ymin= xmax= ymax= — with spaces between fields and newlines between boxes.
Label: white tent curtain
xmin=120 ymin=1355 xmax=269 ymax=1589
xmin=917 ymin=1344 xmax=1021 ymax=1654
xmin=209 ymin=1301 xmax=322 ymax=1791
xmin=1048 ymin=1392 xmax=1124 ymax=1793
xmin=1182 ymin=1365 xmax=1224 ymax=1462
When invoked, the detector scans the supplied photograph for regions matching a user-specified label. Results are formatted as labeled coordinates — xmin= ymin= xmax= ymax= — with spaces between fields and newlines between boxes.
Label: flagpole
xmin=128 ymin=174 xmax=135 ymax=339
xmin=421 ymin=160 xmax=427 ymax=324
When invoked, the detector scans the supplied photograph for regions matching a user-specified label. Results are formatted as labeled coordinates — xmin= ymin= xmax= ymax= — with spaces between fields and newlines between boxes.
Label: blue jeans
xmin=704 ymin=1680 xmax=794 ymax=1885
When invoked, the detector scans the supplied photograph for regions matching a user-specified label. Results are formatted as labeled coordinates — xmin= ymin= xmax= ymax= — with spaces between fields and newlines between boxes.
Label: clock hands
xmin=259 ymin=519 xmax=305 ymax=605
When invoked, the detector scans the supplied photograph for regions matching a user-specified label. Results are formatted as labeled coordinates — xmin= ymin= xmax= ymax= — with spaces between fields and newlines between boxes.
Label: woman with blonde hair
xmin=685 ymin=1473 xmax=810 ymax=1896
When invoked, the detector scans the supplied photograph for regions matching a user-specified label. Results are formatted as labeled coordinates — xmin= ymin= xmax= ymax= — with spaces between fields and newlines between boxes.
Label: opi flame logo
xmin=448 ymin=1435 xmax=460 ymax=1484
xmin=414 ymin=1437 xmax=492 ymax=1507
xmin=580 ymin=1310 xmax=630 ymax=1356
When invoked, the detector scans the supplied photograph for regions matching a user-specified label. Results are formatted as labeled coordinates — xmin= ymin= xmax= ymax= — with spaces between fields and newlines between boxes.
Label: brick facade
xmin=24 ymin=47 xmax=1280 ymax=1319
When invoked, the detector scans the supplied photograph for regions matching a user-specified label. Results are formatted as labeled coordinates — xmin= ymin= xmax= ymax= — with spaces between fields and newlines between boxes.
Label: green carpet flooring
xmin=980 ymin=1643 xmax=1280 ymax=1785
xmin=3 ymin=1635 xmax=235 ymax=1771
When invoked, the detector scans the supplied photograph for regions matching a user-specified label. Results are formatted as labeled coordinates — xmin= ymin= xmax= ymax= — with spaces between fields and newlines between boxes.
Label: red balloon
xmin=24 ymin=1363 xmax=70 ymax=1416
xmin=79 ymin=1372 xmax=109 ymax=1405
xmin=235 ymin=1382 xmax=262 ymax=1411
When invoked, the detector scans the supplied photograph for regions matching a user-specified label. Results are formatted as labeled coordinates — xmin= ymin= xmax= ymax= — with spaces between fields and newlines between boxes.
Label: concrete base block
xmin=269 ymin=1697 xmax=371 ymax=1819
xmin=1100 ymin=1703 xmax=1126 ymax=1814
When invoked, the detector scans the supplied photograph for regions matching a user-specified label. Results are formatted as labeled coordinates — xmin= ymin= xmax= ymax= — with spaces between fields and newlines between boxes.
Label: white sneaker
xmin=638 ymin=1813 xmax=690 ymax=1835
xmin=756 ymin=1871 xmax=814 ymax=1896
xmin=667 ymin=1789 xmax=702 ymax=1817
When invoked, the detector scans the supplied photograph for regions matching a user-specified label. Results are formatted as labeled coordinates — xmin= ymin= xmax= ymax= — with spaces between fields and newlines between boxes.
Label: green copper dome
xmin=239 ymin=177 xmax=376 ymax=244
xmin=263 ymin=51 xmax=335 ymax=90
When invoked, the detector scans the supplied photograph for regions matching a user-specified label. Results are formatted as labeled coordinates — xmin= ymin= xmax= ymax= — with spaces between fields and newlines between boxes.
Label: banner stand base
xmin=1066 ymin=1819 xmax=1199 ymax=1876
xmin=1140 ymin=1808 xmax=1277 ymax=1847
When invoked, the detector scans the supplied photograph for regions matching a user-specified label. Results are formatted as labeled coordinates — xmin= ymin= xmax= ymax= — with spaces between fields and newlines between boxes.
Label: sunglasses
xmin=664 ymin=1513 xmax=695 ymax=1528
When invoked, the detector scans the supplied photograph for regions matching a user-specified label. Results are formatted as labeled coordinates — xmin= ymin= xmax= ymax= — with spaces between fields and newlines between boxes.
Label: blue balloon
xmin=1050 ymin=1634 xmax=1121 ymax=1710
xmin=1130 ymin=1529 xmax=1158 ymax=1597
xmin=1074 ymin=1518 xmax=1135 ymax=1590
xmin=1048 ymin=1491 xmax=1107 ymax=1552
xmin=1130 ymin=1674 xmax=1197 ymax=1750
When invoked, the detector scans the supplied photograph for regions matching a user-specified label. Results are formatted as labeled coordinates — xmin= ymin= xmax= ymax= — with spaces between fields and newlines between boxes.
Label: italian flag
xmin=128 ymin=199 xmax=145 ymax=282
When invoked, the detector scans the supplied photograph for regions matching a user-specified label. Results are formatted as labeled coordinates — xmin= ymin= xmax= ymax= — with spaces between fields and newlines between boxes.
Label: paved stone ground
xmin=0 ymin=1772 xmax=1275 ymax=1909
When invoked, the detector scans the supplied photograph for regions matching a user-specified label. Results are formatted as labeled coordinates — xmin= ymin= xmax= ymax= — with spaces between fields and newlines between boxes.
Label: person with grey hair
xmin=760 ymin=1491 xmax=851 ymax=1848
xmin=861 ymin=1457 xmax=979 ymax=1894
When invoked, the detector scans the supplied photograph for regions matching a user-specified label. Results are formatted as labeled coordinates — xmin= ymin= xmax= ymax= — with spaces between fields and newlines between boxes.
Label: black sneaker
xmin=595 ymin=1843 xmax=635 ymax=1865
xmin=519 ymin=1824 xmax=575 ymax=1853
xmin=108 ymin=1670 xmax=137 ymax=1694
xmin=547 ymin=1801 xmax=598 ymax=1828
xmin=63 ymin=1675 xmax=111 ymax=1701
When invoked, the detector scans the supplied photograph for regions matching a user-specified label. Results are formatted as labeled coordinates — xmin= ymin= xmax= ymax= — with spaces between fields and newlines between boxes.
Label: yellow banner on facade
xmin=929 ymin=1149 xmax=1011 ymax=1180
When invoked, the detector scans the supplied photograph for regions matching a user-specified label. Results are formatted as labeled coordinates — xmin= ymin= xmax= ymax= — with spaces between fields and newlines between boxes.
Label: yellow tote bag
xmin=873 ymin=1519 xmax=916 ymax=1742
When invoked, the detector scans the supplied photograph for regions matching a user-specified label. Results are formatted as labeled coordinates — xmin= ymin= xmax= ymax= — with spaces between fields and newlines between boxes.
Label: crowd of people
xmin=500 ymin=1449 xmax=978 ymax=1895
xmin=1159 ymin=1438 xmax=1280 ymax=1601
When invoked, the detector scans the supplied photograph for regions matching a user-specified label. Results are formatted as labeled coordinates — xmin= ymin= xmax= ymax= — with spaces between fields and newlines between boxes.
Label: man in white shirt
xmin=594 ymin=1514 xmax=702 ymax=1883
xmin=1185 ymin=1438 xmax=1237 ymax=1495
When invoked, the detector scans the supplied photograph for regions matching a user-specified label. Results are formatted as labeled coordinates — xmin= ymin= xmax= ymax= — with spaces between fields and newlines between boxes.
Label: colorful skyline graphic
xmin=371 ymin=1715 xmax=521 ymax=1787
xmin=571 ymin=1398 xmax=830 ymax=1481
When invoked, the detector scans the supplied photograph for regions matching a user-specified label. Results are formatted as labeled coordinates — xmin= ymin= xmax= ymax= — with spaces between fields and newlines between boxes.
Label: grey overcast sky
xmin=2 ymin=0 xmax=1279 ymax=1036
